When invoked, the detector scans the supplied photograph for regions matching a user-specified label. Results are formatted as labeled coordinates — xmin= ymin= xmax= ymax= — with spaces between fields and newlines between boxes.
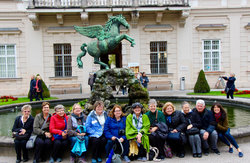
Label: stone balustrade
xmin=29 ymin=0 xmax=189 ymax=8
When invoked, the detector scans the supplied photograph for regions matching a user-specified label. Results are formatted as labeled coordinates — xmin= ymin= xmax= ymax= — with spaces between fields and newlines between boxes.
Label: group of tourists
xmin=29 ymin=75 xmax=43 ymax=101
xmin=12 ymin=99 xmax=243 ymax=163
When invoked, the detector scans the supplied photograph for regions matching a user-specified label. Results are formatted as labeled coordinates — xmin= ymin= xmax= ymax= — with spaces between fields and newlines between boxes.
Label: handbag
xmin=112 ymin=138 xmax=124 ymax=163
xmin=12 ymin=132 xmax=30 ymax=140
xmin=26 ymin=115 xmax=49 ymax=149
xmin=186 ymin=120 xmax=200 ymax=135
xmin=163 ymin=142 xmax=173 ymax=158
xmin=167 ymin=132 xmax=180 ymax=141
xmin=147 ymin=146 xmax=160 ymax=161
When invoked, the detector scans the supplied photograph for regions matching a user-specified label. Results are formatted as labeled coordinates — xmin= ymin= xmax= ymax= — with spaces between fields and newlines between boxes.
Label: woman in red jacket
xmin=49 ymin=105 xmax=69 ymax=163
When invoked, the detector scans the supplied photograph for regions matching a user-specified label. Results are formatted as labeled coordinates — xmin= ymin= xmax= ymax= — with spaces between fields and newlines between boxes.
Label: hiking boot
xmin=123 ymin=156 xmax=131 ymax=163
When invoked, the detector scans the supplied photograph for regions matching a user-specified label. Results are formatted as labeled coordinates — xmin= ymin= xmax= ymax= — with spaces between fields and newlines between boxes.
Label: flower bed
xmin=221 ymin=89 xmax=250 ymax=95
xmin=0 ymin=96 xmax=18 ymax=102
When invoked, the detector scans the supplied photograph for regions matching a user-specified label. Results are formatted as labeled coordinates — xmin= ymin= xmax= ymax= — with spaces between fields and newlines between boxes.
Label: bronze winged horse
xmin=74 ymin=15 xmax=135 ymax=69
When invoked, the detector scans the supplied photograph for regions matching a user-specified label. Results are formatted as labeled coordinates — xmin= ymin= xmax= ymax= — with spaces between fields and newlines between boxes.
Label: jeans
xmin=227 ymin=90 xmax=234 ymax=99
xmin=89 ymin=135 xmax=107 ymax=159
xmin=14 ymin=139 xmax=28 ymax=160
xmin=34 ymin=137 xmax=52 ymax=161
xmin=218 ymin=128 xmax=239 ymax=149
xmin=51 ymin=139 xmax=69 ymax=160
xmin=69 ymin=136 xmax=89 ymax=157
xmin=188 ymin=134 xmax=201 ymax=154
xmin=200 ymin=129 xmax=218 ymax=150
xmin=105 ymin=139 xmax=129 ymax=157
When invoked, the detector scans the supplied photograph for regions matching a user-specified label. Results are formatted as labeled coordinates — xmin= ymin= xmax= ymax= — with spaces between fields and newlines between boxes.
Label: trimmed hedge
xmin=194 ymin=70 xmax=210 ymax=93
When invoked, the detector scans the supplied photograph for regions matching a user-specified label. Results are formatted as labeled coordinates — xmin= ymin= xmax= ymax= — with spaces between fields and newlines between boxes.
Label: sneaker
xmin=137 ymin=157 xmax=142 ymax=161
xmin=70 ymin=156 xmax=75 ymax=163
xmin=23 ymin=159 xmax=29 ymax=162
xmin=213 ymin=149 xmax=220 ymax=155
xmin=193 ymin=153 xmax=197 ymax=158
xmin=16 ymin=160 xmax=21 ymax=163
xmin=97 ymin=157 xmax=102 ymax=162
xmin=56 ymin=158 xmax=62 ymax=162
xmin=123 ymin=156 xmax=131 ymax=163
xmin=197 ymin=153 xmax=202 ymax=158
xmin=141 ymin=157 xmax=147 ymax=162
xmin=49 ymin=157 xmax=54 ymax=163
xmin=229 ymin=147 xmax=233 ymax=153
xmin=238 ymin=152 xmax=243 ymax=157
xmin=92 ymin=158 xmax=97 ymax=163
xmin=33 ymin=160 xmax=37 ymax=163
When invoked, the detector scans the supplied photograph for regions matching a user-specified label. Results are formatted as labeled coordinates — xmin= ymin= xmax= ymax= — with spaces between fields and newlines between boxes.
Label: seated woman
xmin=163 ymin=102 xmax=187 ymax=158
xmin=211 ymin=102 xmax=243 ymax=157
xmin=86 ymin=101 xmax=108 ymax=163
xmin=181 ymin=101 xmax=202 ymax=158
xmin=67 ymin=103 xmax=89 ymax=163
xmin=49 ymin=104 xmax=69 ymax=163
xmin=12 ymin=105 xmax=34 ymax=163
xmin=145 ymin=99 xmax=166 ymax=160
xmin=126 ymin=102 xmax=150 ymax=161
xmin=33 ymin=102 xmax=52 ymax=163
xmin=104 ymin=105 xmax=130 ymax=162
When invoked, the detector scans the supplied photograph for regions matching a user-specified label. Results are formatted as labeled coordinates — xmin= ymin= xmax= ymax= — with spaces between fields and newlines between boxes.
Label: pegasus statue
xmin=74 ymin=15 xmax=135 ymax=69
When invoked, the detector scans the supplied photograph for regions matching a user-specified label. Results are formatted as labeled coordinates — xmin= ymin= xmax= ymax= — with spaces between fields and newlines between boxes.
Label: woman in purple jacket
xmin=104 ymin=105 xmax=130 ymax=162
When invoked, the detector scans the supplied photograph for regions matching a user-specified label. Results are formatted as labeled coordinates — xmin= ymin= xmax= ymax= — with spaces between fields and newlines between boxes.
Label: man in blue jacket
xmin=193 ymin=99 xmax=220 ymax=156
xmin=29 ymin=75 xmax=36 ymax=101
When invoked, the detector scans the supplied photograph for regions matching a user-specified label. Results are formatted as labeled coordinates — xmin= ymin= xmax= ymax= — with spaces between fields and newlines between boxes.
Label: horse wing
xmin=74 ymin=25 xmax=104 ymax=39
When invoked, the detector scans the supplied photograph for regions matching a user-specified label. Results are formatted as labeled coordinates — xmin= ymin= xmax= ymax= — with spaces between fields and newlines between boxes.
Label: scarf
xmin=166 ymin=115 xmax=171 ymax=124
xmin=132 ymin=113 xmax=143 ymax=132
xmin=71 ymin=113 xmax=85 ymax=128
xmin=214 ymin=112 xmax=222 ymax=123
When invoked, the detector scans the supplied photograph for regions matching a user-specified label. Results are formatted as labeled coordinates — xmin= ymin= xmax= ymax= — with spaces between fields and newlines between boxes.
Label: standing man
xmin=192 ymin=99 xmax=220 ymax=156
xmin=140 ymin=72 xmax=149 ymax=88
xmin=29 ymin=75 xmax=36 ymax=101
xmin=88 ymin=73 xmax=96 ymax=91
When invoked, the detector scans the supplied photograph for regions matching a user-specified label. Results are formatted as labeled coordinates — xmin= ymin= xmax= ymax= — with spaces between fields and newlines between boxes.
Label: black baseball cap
xmin=132 ymin=102 xmax=143 ymax=109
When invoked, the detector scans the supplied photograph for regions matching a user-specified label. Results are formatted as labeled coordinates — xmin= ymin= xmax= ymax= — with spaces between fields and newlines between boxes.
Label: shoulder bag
xmin=26 ymin=115 xmax=49 ymax=149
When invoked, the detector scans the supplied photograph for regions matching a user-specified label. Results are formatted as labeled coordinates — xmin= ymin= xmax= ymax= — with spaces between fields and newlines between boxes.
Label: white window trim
xmin=0 ymin=44 xmax=17 ymax=78
xmin=202 ymin=40 xmax=221 ymax=72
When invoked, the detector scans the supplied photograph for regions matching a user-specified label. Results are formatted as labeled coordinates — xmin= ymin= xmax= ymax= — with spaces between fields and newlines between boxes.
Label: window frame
xmin=53 ymin=43 xmax=72 ymax=77
xmin=0 ymin=44 xmax=17 ymax=78
xmin=202 ymin=39 xmax=221 ymax=72
xmin=150 ymin=41 xmax=168 ymax=74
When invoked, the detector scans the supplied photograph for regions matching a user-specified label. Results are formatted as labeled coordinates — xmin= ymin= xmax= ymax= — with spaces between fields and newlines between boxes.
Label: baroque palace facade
xmin=0 ymin=0 xmax=250 ymax=95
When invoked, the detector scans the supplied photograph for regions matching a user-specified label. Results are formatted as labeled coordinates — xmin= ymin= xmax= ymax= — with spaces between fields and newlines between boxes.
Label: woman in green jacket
xmin=126 ymin=102 xmax=150 ymax=161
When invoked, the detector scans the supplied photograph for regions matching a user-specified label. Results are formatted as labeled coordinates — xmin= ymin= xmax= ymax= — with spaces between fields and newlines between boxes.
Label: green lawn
xmin=187 ymin=91 xmax=250 ymax=98
xmin=0 ymin=97 xmax=58 ymax=106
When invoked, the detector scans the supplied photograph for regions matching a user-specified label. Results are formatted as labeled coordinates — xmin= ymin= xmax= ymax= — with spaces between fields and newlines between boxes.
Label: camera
xmin=118 ymin=129 xmax=125 ymax=136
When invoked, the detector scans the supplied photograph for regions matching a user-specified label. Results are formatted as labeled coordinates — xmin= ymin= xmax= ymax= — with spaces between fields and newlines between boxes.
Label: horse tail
xmin=77 ymin=43 xmax=87 ymax=68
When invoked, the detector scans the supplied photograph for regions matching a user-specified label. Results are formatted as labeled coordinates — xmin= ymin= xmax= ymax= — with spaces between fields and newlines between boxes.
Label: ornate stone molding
xmin=56 ymin=14 xmax=64 ymax=25
xmin=179 ymin=9 xmax=190 ymax=27
xmin=144 ymin=24 xmax=174 ymax=32
xmin=131 ymin=10 xmax=139 ymax=28
xmin=0 ymin=28 xmax=21 ymax=35
xmin=28 ymin=13 xmax=39 ymax=30
xmin=81 ymin=12 xmax=89 ymax=26
xmin=156 ymin=12 xmax=163 ymax=23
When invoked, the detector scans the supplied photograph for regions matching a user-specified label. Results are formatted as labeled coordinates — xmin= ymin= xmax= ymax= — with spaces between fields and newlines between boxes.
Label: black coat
xmin=37 ymin=80 xmax=43 ymax=92
xmin=183 ymin=111 xmax=202 ymax=133
xmin=12 ymin=115 xmax=34 ymax=136
xmin=165 ymin=110 xmax=187 ymax=132
xmin=192 ymin=108 xmax=216 ymax=134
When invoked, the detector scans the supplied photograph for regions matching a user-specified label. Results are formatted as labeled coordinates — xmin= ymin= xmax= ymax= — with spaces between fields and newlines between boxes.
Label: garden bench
xmin=49 ymin=84 xmax=82 ymax=94
xmin=147 ymin=81 xmax=173 ymax=91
